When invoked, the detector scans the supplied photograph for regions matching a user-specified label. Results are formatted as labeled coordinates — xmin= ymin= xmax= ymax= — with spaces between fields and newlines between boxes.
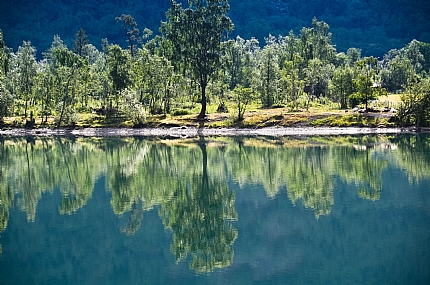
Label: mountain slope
xmin=0 ymin=0 xmax=429 ymax=56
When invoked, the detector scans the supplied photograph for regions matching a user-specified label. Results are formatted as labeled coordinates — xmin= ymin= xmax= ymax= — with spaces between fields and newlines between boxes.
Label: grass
xmin=309 ymin=114 xmax=395 ymax=128
xmin=1 ymin=100 xmax=400 ymax=129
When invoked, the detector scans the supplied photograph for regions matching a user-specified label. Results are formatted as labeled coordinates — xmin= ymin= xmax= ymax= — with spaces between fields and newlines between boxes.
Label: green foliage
xmin=12 ymin=41 xmax=38 ymax=118
xmin=107 ymin=44 xmax=131 ymax=108
xmin=258 ymin=35 xmax=280 ymax=107
xmin=280 ymin=54 xmax=304 ymax=110
xmin=1 ymin=14 xmax=430 ymax=126
xmin=115 ymin=14 xmax=140 ymax=57
xmin=0 ymin=79 xmax=13 ymax=122
xmin=299 ymin=17 xmax=336 ymax=65
xmin=161 ymin=0 xmax=234 ymax=118
xmin=172 ymin=109 xmax=189 ymax=116
xmin=0 ymin=30 xmax=10 ymax=77
xmin=232 ymin=85 xmax=257 ymax=120
xmin=330 ymin=65 xmax=356 ymax=108
xmin=346 ymin=48 xmax=361 ymax=67
xmin=121 ymin=89 xmax=146 ymax=125
xmin=133 ymin=47 xmax=174 ymax=115
xmin=72 ymin=28 xmax=89 ymax=56
xmin=382 ymin=55 xmax=415 ymax=92
xmin=398 ymin=77 xmax=430 ymax=127
xmin=53 ymin=47 xmax=86 ymax=127
xmin=351 ymin=56 xmax=384 ymax=109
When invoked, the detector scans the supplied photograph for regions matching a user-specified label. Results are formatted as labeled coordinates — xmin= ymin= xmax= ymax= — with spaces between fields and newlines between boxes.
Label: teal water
xmin=0 ymin=134 xmax=429 ymax=284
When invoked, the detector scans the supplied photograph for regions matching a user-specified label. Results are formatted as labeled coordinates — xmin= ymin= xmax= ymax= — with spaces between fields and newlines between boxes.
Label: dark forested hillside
xmin=1 ymin=0 xmax=430 ymax=56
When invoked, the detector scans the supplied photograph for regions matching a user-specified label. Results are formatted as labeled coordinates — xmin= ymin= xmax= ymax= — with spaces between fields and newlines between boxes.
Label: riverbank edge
xmin=1 ymin=126 xmax=428 ymax=137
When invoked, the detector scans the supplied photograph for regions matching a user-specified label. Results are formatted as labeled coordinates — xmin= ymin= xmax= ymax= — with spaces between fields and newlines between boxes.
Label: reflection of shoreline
xmin=1 ymin=134 xmax=429 ymax=227
xmin=1 ymin=126 xmax=429 ymax=138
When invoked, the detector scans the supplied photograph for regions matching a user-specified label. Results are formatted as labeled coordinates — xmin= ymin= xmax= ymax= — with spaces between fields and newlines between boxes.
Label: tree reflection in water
xmin=0 ymin=134 xmax=430 ymax=267
xmin=160 ymin=139 xmax=238 ymax=273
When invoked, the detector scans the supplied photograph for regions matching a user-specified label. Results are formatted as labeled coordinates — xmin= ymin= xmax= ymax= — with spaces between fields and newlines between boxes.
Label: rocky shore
xmin=0 ymin=126 xmax=427 ymax=138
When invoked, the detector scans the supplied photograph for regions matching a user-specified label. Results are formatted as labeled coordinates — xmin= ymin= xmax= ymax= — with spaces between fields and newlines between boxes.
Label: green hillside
xmin=0 ymin=0 xmax=429 ymax=57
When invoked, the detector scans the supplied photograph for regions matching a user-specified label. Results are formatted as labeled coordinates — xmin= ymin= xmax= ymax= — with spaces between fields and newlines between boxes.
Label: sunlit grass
xmin=310 ymin=114 xmax=395 ymax=127
xmin=2 ymin=98 xmax=401 ymax=129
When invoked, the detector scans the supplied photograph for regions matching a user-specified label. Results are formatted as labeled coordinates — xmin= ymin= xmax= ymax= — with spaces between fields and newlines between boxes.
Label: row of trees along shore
xmin=1 ymin=0 xmax=430 ymax=127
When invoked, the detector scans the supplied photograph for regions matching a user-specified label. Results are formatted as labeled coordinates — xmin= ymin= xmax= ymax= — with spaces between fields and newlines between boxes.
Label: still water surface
xmin=0 ymin=134 xmax=429 ymax=284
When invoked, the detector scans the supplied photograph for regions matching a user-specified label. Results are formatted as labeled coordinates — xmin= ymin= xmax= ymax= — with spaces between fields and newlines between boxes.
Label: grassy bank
xmin=1 ymin=95 xmax=403 ymax=129
xmin=1 ymin=107 xmax=398 ymax=129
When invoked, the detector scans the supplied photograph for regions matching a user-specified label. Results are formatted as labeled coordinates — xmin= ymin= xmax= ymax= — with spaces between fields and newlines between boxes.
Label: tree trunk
xmin=198 ymin=79 xmax=207 ymax=119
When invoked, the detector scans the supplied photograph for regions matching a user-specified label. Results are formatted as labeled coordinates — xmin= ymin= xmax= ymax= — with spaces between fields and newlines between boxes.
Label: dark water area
xmin=0 ymin=134 xmax=429 ymax=284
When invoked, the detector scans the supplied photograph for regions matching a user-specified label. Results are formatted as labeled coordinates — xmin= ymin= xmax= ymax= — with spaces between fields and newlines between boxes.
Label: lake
xmin=0 ymin=134 xmax=429 ymax=284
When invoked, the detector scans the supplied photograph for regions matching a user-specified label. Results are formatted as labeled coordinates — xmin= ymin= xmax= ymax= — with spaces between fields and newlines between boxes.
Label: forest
xmin=1 ymin=0 xmax=430 ymax=127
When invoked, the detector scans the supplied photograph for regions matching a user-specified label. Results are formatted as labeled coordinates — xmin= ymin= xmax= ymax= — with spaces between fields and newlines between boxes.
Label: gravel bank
xmin=0 ymin=126 xmax=427 ymax=138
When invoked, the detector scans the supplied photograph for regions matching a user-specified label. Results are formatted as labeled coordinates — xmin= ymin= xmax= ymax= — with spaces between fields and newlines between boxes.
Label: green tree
xmin=86 ymin=45 xmax=109 ymax=107
xmin=232 ymin=85 xmax=257 ymax=121
xmin=303 ymin=58 xmax=334 ymax=98
xmin=107 ymin=44 xmax=131 ymax=109
xmin=346 ymin=48 xmax=361 ymax=67
xmin=258 ymin=35 xmax=280 ymax=107
xmin=417 ymin=41 xmax=430 ymax=72
xmin=54 ymin=48 xmax=85 ymax=127
xmin=33 ymin=61 xmax=55 ymax=123
xmin=384 ymin=55 xmax=415 ymax=92
xmin=0 ymin=78 xmax=12 ymax=123
xmin=161 ymin=0 xmax=234 ymax=119
xmin=72 ymin=28 xmax=89 ymax=57
xmin=299 ymin=18 xmax=335 ymax=65
xmin=351 ymin=56 xmax=384 ymax=109
xmin=0 ymin=30 xmax=10 ymax=77
xmin=280 ymin=54 xmax=304 ymax=110
xmin=0 ymin=31 xmax=12 ymax=122
xmin=115 ymin=14 xmax=141 ymax=57
xmin=40 ymin=36 xmax=68 ymax=122
xmin=399 ymin=77 xmax=430 ymax=127
xmin=403 ymin=39 xmax=424 ymax=73
xmin=223 ymin=36 xmax=259 ymax=90
xmin=133 ymin=48 xmax=174 ymax=115
xmin=330 ymin=65 xmax=356 ymax=109
xmin=12 ymin=41 xmax=37 ymax=119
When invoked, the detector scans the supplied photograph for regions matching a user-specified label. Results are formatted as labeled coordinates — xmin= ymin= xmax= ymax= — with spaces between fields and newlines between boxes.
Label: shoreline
xmin=0 ymin=126 xmax=428 ymax=138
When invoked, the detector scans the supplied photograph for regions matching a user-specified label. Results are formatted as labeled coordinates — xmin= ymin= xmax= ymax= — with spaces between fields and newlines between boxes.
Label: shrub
xmin=172 ymin=109 xmax=189 ymax=116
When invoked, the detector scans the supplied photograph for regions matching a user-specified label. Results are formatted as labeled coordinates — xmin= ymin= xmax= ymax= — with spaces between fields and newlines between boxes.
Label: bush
xmin=172 ymin=109 xmax=189 ymax=116
xmin=122 ymin=90 xmax=146 ymax=125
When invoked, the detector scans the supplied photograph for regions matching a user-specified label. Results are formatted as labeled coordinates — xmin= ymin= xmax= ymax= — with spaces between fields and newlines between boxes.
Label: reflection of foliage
xmin=286 ymin=147 xmax=334 ymax=218
xmin=0 ymin=138 xmax=14 ymax=233
xmin=389 ymin=135 xmax=430 ymax=183
xmin=225 ymin=138 xmax=287 ymax=197
xmin=105 ymin=139 xmax=149 ymax=215
xmin=120 ymin=200 xmax=144 ymax=235
xmin=332 ymin=145 xmax=387 ymax=201
xmin=0 ymin=137 xmax=106 ymax=222
xmin=160 ymin=143 xmax=238 ymax=273
xmin=57 ymin=138 xmax=100 ymax=215
xmin=1 ymin=134 xmax=430 ymax=245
